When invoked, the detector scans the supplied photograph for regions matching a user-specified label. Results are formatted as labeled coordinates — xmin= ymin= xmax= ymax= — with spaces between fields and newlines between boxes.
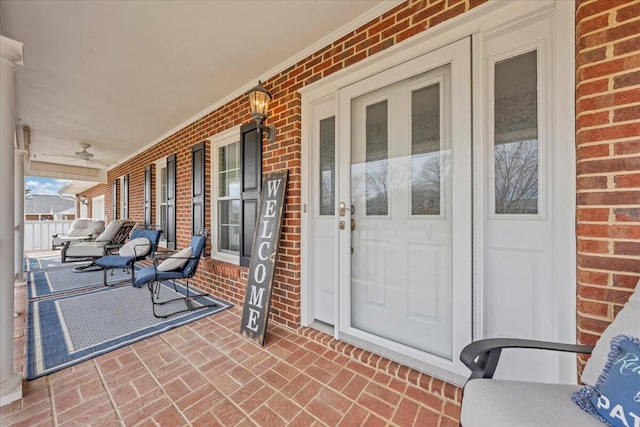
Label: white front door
xmin=338 ymin=38 xmax=472 ymax=374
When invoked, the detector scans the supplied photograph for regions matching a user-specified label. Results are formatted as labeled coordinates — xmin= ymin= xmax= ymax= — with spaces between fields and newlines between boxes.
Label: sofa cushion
xmin=573 ymin=335 xmax=640 ymax=427
xmin=96 ymin=219 xmax=128 ymax=243
xmin=67 ymin=218 xmax=105 ymax=237
xmin=157 ymin=247 xmax=192 ymax=272
xmin=118 ymin=237 xmax=151 ymax=258
xmin=460 ymin=380 xmax=604 ymax=427
xmin=63 ymin=241 xmax=108 ymax=258
xmin=582 ymin=279 xmax=640 ymax=386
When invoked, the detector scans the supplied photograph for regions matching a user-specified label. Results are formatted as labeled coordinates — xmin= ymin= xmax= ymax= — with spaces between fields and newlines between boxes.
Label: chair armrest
xmin=461 ymin=338 xmax=594 ymax=380
xmin=103 ymin=243 xmax=124 ymax=255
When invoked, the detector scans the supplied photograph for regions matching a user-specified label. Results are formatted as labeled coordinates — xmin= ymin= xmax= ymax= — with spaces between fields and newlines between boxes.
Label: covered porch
xmin=1 ymin=0 xmax=639 ymax=425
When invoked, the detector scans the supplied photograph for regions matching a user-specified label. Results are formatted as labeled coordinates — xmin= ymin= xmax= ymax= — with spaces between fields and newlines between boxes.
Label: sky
xmin=25 ymin=177 xmax=70 ymax=196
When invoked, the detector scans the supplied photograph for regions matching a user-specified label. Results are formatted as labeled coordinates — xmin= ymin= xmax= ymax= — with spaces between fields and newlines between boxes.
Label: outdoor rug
xmin=24 ymin=255 xmax=90 ymax=272
xmin=27 ymin=282 xmax=232 ymax=379
xmin=28 ymin=267 xmax=134 ymax=299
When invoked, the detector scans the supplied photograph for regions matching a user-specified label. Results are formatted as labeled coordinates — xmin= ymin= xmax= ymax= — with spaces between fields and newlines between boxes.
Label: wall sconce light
xmin=77 ymin=194 xmax=88 ymax=205
xmin=246 ymin=81 xmax=277 ymax=143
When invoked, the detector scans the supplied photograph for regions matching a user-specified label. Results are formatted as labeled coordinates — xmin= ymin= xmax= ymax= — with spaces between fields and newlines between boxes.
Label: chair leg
xmin=73 ymin=262 xmax=103 ymax=272
xmin=104 ymin=267 xmax=117 ymax=287
xmin=148 ymin=279 xmax=219 ymax=319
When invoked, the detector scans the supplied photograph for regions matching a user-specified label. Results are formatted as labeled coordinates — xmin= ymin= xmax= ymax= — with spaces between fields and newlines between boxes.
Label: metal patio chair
xmin=133 ymin=229 xmax=219 ymax=318
xmin=94 ymin=227 xmax=163 ymax=286
xmin=459 ymin=279 xmax=640 ymax=427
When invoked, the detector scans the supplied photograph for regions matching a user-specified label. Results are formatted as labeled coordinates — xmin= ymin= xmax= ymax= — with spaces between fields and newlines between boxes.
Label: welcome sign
xmin=239 ymin=170 xmax=288 ymax=346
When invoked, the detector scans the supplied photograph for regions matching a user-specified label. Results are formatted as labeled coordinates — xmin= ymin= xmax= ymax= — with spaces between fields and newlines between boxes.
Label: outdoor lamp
xmin=247 ymin=81 xmax=277 ymax=143
xmin=78 ymin=194 xmax=88 ymax=205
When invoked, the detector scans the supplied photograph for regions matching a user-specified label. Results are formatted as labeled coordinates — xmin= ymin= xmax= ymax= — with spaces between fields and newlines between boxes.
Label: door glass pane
xmin=319 ymin=116 xmax=336 ymax=216
xmin=365 ymin=101 xmax=388 ymax=216
xmin=411 ymin=84 xmax=441 ymax=215
xmin=219 ymin=143 xmax=239 ymax=198
xmin=494 ymin=50 xmax=538 ymax=215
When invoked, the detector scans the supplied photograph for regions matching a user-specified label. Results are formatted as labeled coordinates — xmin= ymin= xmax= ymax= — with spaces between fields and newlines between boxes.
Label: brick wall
xmin=576 ymin=0 xmax=640 ymax=369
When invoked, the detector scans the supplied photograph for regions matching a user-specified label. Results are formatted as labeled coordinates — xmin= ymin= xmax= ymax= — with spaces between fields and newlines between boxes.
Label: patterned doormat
xmin=27 ymin=282 xmax=232 ymax=379
xmin=28 ymin=266 xmax=133 ymax=299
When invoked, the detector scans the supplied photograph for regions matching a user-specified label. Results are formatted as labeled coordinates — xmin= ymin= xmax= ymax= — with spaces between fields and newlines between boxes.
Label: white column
xmin=0 ymin=35 xmax=24 ymax=407
xmin=15 ymin=150 xmax=26 ymax=282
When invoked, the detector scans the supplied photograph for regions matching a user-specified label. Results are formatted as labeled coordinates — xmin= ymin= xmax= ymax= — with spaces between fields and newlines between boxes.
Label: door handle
xmin=338 ymin=202 xmax=350 ymax=217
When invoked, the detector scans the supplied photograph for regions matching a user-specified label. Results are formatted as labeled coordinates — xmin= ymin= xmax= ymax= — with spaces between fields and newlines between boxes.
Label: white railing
xmin=24 ymin=220 xmax=74 ymax=252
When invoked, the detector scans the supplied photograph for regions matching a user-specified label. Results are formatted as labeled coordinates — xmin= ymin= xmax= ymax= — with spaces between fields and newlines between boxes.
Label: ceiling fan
xmin=43 ymin=142 xmax=110 ymax=167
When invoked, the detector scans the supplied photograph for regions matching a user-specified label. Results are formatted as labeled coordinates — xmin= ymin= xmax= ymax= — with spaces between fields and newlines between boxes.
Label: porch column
xmin=0 ymin=35 xmax=24 ymax=407
xmin=15 ymin=149 xmax=26 ymax=282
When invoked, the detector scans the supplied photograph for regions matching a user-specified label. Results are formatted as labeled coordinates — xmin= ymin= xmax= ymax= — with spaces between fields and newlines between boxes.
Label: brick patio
xmin=1 ymin=279 xmax=461 ymax=426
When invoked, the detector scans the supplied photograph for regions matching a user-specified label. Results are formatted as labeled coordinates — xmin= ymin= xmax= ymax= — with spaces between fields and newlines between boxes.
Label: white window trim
xmin=155 ymin=158 xmax=167 ymax=248
xmin=209 ymin=126 xmax=241 ymax=265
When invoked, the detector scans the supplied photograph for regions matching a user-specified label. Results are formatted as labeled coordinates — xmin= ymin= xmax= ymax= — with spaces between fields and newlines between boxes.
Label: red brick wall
xmin=576 ymin=0 xmax=640 ymax=369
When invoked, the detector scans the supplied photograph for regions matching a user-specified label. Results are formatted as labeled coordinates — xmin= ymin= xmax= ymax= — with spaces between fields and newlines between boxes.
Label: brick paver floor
xmin=1 ymin=261 xmax=459 ymax=426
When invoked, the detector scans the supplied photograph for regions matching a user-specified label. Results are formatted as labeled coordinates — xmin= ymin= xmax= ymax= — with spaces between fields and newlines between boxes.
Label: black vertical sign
xmin=239 ymin=170 xmax=288 ymax=346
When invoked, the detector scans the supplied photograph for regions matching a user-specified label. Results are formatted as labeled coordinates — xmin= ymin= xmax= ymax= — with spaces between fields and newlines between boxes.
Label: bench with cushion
xmin=52 ymin=218 xmax=105 ymax=249
xmin=61 ymin=219 xmax=135 ymax=266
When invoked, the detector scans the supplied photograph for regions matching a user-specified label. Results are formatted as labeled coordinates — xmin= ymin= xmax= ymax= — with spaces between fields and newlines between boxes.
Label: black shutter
xmin=122 ymin=174 xmax=129 ymax=219
xmin=192 ymin=142 xmax=205 ymax=236
xmin=112 ymin=180 xmax=118 ymax=220
xmin=144 ymin=165 xmax=152 ymax=227
xmin=239 ymin=121 xmax=262 ymax=267
xmin=166 ymin=153 xmax=177 ymax=250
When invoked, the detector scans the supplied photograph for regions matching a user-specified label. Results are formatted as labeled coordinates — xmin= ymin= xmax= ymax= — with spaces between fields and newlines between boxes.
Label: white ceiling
xmin=2 ymin=0 xmax=392 ymax=172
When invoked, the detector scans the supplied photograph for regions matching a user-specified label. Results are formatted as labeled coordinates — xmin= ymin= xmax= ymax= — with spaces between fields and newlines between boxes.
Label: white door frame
xmin=300 ymin=0 xmax=575 ymax=383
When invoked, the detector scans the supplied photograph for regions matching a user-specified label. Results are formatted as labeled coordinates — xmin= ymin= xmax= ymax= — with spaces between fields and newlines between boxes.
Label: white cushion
xmin=96 ymin=219 xmax=128 ymax=243
xmin=157 ymin=247 xmax=193 ymax=272
xmin=118 ymin=237 xmax=151 ymax=258
xmin=581 ymin=279 xmax=640 ymax=386
xmin=460 ymin=380 xmax=602 ymax=427
xmin=67 ymin=218 xmax=105 ymax=237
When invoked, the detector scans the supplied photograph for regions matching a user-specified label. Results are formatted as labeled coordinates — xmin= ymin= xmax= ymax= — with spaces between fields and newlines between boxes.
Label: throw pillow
xmin=118 ymin=237 xmax=151 ymax=257
xmin=572 ymin=334 xmax=640 ymax=427
xmin=157 ymin=247 xmax=193 ymax=272
xmin=582 ymin=279 xmax=640 ymax=386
